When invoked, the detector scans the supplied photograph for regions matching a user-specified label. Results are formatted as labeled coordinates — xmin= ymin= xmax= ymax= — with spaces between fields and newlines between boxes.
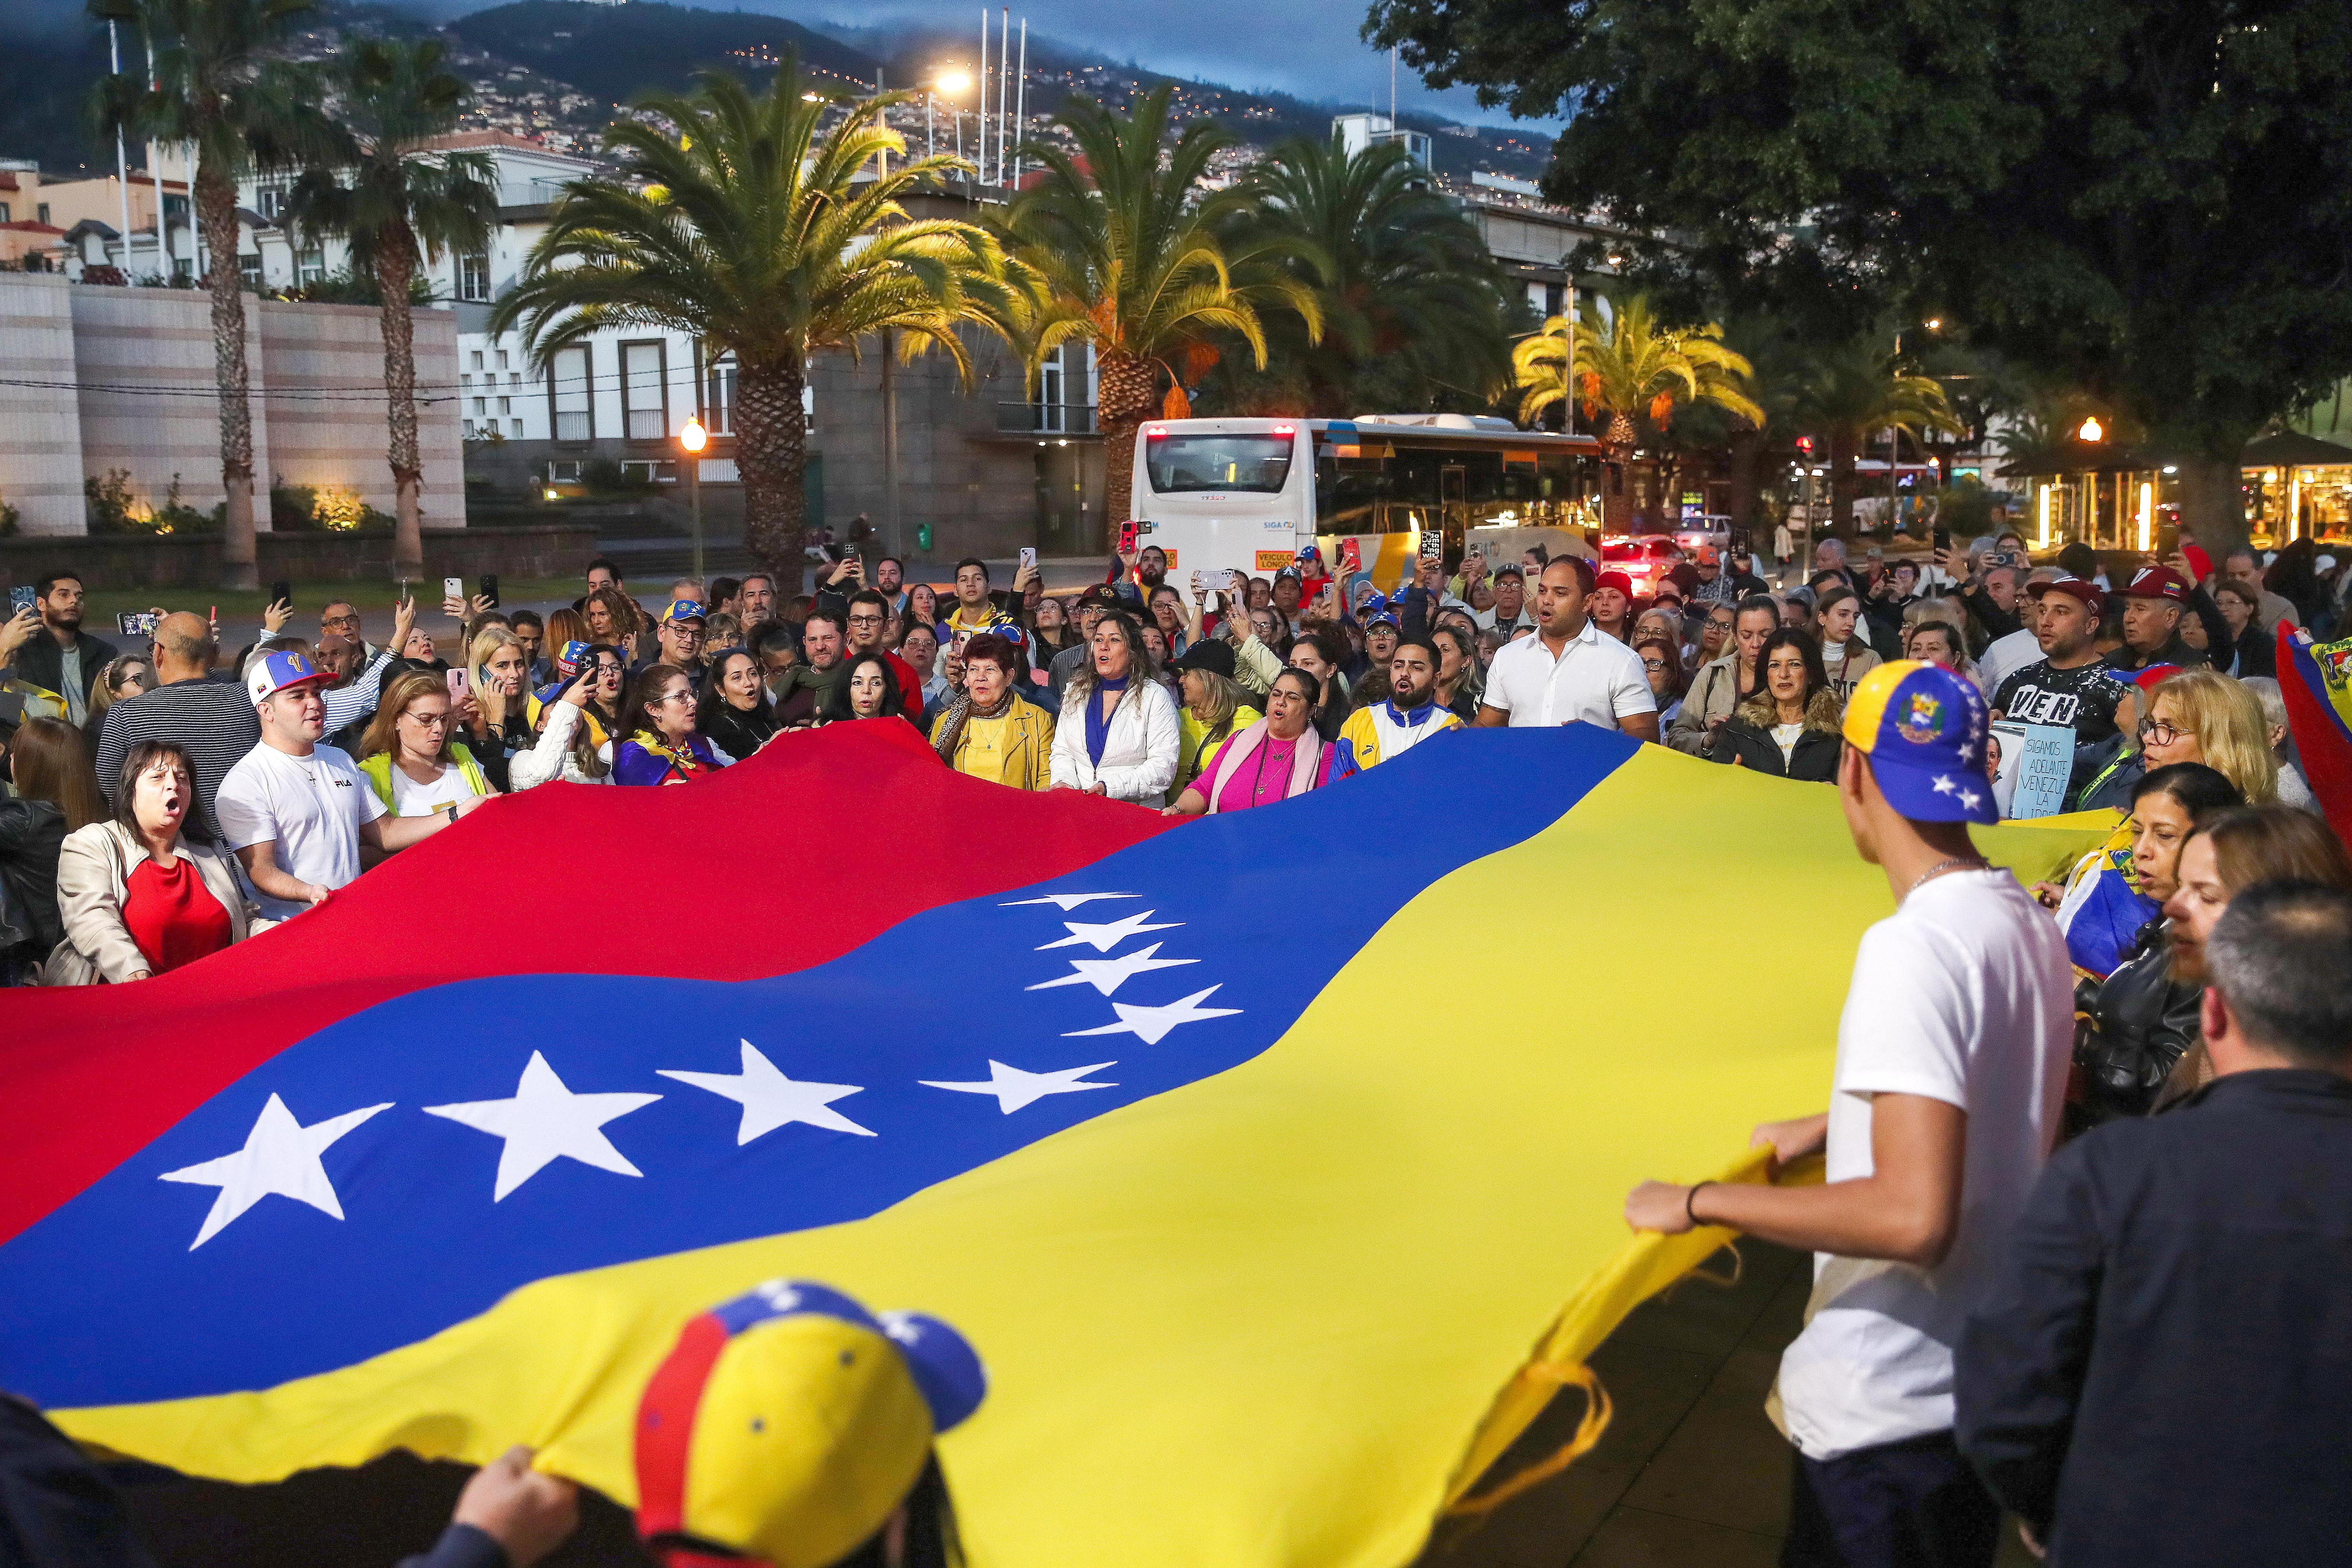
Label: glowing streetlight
xmin=2078 ymin=415 xmax=2104 ymax=443
xmin=1924 ymin=317 xmax=1943 ymax=331
xmin=679 ymin=416 xmax=709 ymax=581
xmin=936 ymin=70 xmax=971 ymax=94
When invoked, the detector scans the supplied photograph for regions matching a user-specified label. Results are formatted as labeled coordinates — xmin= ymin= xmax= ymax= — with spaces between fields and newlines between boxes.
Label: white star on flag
xmin=1960 ymin=788 xmax=1984 ymax=811
xmin=1026 ymin=941 xmax=1199 ymax=996
xmin=1933 ymin=775 xmax=1957 ymax=795
xmin=1037 ymin=909 xmax=1180 ymax=953
xmin=424 ymin=1051 xmax=661 ymax=1201
xmin=921 ymin=1059 xmax=1118 ymax=1114
xmin=1957 ymin=741 xmax=1976 ymax=764
xmin=658 ymin=1040 xmax=874 ymax=1144
xmin=1063 ymin=984 xmax=1242 ymax=1046
xmin=1001 ymin=891 xmax=1140 ymax=911
xmin=158 ymin=1093 xmax=393 ymax=1250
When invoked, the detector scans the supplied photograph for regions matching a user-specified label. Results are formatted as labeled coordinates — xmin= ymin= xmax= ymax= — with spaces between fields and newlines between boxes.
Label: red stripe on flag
xmin=0 ymin=721 xmax=1166 ymax=1244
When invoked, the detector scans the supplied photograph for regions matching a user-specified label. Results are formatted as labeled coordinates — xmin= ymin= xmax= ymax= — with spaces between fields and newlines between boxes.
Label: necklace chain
xmin=1904 ymin=854 xmax=1988 ymax=900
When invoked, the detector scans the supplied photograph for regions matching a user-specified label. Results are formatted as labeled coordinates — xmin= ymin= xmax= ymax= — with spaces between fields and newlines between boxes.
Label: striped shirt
xmin=94 ymin=678 xmax=262 ymax=844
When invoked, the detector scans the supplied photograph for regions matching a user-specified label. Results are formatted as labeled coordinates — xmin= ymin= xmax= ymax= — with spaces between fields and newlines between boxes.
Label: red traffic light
xmin=1795 ymin=435 xmax=1815 ymax=455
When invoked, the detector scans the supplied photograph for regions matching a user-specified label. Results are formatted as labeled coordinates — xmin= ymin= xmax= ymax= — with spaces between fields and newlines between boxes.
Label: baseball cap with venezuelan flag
xmin=1841 ymin=660 xmax=1998 ymax=825
xmin=635 ymin=1279 xmax=985 ymax=1568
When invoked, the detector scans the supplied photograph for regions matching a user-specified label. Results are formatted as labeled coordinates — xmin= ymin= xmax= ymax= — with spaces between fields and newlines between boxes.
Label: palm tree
xmin=1792 ymin=339 xmax=1966 ymax=537
xmin=1514 ymin=294 xmax=1763 ymax=532
xmin=282 ymin=37 xmax=498 ymax=581
xmin=490 ymin=64 xmax=1025 ymax=581
xmin=91 ymin=0 xmax=335 ymax=590
xmin=1218 ymin=132 xmax=1508 ymax=414
xmin=999 ymin=88 xmax=1322 ymax=533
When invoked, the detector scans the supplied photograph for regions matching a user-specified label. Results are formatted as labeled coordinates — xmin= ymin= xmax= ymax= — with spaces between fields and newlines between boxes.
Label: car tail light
xmin=1146 ymin=427 xmax=1167 ymax=438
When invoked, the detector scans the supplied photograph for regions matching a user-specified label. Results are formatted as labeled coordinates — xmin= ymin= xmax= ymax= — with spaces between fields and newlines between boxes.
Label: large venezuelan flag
xmin=0 ymin=721 xmax=2104 ymax=1568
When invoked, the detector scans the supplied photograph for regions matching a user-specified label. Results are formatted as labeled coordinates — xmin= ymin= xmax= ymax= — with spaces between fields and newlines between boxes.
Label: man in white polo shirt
xmin=1474 ymin=555 xmax=1660 ymax=740
xmin=214 ymin=650 xmax=482 ymax=921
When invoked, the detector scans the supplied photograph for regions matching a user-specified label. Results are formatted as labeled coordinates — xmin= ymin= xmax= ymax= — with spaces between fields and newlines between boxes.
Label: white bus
xmin=1128 ymin=414 xmax=1604 ymax=592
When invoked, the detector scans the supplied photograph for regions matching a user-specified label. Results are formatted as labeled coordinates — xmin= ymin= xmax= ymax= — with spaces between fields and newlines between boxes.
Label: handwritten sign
xmin=1990 ymin=720 xmax=2075 ymax=819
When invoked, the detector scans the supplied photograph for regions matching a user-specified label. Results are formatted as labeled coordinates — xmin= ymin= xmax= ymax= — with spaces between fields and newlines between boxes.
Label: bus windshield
xmin=1145 ymin=433 xmax=1295 ymax=493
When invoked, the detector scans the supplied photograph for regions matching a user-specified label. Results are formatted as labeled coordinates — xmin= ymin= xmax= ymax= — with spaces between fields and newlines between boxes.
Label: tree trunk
xmin=196 ymin=162 xmax=257 ymax=591
xmin=1600 ymin=409 xmax=1637 ymax=534
xmin=2176 ymin=454 xmax=2249 ymax=565
xmin=1726 ymin=426 xmax=1762 ymax=533
xmin=375 ymin=224 xmax=424 ymax=581
xmin=1097 ymin=347 xmax=1160 ymax=550
xmin=737 ymin=351 xmax=810 ymax=587
xmin=1827 ymin=427 xmax=1858 ymax=539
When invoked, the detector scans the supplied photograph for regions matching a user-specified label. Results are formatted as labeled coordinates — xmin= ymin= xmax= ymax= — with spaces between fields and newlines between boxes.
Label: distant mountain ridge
xmin=0 ymin=0 xmax=1552 ymax=190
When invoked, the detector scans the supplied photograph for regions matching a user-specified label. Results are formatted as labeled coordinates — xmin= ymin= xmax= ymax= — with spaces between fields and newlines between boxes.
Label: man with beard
xmin=1331 ymin=635 xmax=1460 ymax=779
xmin=872 ymin=557 xmax=908 ymax=615
xmin=6 ymin=571 xmax=116 ymax=726
xmin=738 ymin=573 xmax=778 ymax=631
xmin=771 ymin=606 xmax=850 ymax=728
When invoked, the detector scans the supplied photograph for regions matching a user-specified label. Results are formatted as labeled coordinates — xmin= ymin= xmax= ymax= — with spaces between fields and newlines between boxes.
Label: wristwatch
xmin=444 ymin=803 xmax=459 ymax=825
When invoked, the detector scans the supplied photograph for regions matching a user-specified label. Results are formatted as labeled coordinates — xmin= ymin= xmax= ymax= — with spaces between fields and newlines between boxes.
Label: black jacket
xmin=8 ymin=629 xmax=118 ymax=706
xmin=1713 ymin=716 xmax=1842 ymax=781
xmin=2070 ymin=920 xmax=2201 ymax=1127
xmin=1956 ymin=1070 xmax=2352 ymax=1567
xmin=0 ymin=1393 xmax=157 ymax=1568
xmin=0 ymin=799 xmax=65 ymax=965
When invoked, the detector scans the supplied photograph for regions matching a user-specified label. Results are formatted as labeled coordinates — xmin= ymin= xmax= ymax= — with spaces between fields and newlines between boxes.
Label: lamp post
xmin=680 ymin=416 xmax=708 ymax=585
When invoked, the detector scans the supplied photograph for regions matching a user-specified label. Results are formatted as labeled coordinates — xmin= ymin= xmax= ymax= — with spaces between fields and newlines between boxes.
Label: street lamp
xmin=680 ymin=415 xmax=708 ymax=584
xmin=2078 ymin=416 xmax=2104 ymax=443
xmin=936 ymin=70 xmax=973 ymax=166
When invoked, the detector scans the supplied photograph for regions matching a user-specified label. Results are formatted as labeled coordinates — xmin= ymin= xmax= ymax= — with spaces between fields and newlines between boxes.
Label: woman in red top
xmin=51 ymin=741 xmax=254 ymax=984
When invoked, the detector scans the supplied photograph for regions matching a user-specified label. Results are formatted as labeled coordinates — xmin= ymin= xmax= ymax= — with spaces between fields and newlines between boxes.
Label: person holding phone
xmin=352 ymin=670 xmax=500 ymax=836
xmin=510 ymin=666 xmax=614 ymax=790
xmin=5 ymin=571 xmax=116 ymax=727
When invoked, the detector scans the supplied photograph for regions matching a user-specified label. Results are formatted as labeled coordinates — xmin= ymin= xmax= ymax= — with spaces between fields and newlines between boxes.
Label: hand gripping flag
xmin=0 ymin=720 xmax=2107 ymax=1568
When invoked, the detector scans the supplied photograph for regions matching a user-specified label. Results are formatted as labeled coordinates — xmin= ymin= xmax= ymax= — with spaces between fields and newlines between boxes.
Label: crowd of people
xmin=3 ymin=518 xmax=2352 ymax=1563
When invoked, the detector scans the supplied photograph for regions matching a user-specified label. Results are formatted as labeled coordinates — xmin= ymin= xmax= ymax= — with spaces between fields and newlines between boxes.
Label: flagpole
xmin=110 ymin=21 xmax=135 ymax=278
xmin=977 ymin=8 xmax=989 ymax=187
xmin=996 ymin=8 xmax=1010 ymax=187
xmin=1012 ymin=17 xmax=1027 ymax=189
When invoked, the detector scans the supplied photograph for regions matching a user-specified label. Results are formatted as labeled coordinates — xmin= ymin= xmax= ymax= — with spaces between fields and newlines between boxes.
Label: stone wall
xmin=0 ymin=274 xmax=461 ymax=537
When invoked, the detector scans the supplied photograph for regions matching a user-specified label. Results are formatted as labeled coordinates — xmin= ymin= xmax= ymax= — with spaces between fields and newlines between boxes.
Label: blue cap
xmin=659 ymin=599 xmax=706 ymax=625
xmin=1842 ymin=661 xmax=1997 ymax=823
xmin=244 ymin=649 xmax=332 ymax=706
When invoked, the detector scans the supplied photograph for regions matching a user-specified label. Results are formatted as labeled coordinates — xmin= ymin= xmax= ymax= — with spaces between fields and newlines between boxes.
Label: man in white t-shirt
xmin=1473 ymin=556 xmax=1658 ymax=740
xmin=1625 ymin=660 xmax=2072 ymax=1568
xmin=214 ymin=650 xmax=481 ymax=921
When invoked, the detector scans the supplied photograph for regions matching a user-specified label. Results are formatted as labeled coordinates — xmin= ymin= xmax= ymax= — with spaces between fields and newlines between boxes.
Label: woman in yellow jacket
xmin=930 ymin=632 xmax=1055 ymax=789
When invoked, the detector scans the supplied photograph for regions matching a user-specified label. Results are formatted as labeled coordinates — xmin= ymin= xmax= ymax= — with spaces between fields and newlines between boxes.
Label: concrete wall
xmin=0 ymin=274 xmax=84 ymax=534
xmin=68 ymin=280 xmax=269 ymax=523
xmin=259 ymin=301 xmax=464 ymax=526
xmin=0 ymin=275 xmax=461 ymax=537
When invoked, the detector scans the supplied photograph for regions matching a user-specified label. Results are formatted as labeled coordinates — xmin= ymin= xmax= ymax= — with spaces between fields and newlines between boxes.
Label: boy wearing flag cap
xmin=214 ymin=651 xmax=483 ymax=922
xmin=1626 ymin=661 xmax=2074 ymax=1568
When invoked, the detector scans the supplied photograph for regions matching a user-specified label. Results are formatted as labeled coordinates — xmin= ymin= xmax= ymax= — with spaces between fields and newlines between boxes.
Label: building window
xmin=256 ymin=186 xmax=282 ymax=220
xmin=498 ymin=397 xmax=511 ymax=414
xmin=548 ymin=459 xmax=585 ymax=483
xmin=37 ymin=203 xmax=50 ymax=225
xmin=496 ymin=349 xmax=510 ymax=370
xmin=238 ymin=254 xmax=262 ymax=288
xmin=550 ymin=345 xmax=591 ymax=442
xmin=458 ymin=251 xmax=490 ymax=302
xmin=298 ymin=246 xmax=326 ymax=284
xmin=705 ymin=355 xmax=735 ymax=436
xmin=473 ymin=398 xmax=488 ymax=415
xmin=621 ymin=340 xmax=666 ymax=441
xmin=471 ymin=350 xmax=485 ymax=370
xmin=163 ymin=194 xmax=189 ymax=225
xmin=510 ymin=418 xmax=523 ymax=438
xmin=620 ymin=460 xmax=677 ymax=485
xmin=0 ymin=203 xmax=9 ymax=223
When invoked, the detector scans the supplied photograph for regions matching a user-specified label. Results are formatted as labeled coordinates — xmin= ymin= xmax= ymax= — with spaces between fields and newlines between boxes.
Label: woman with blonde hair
xmin=354 ymin=670 xmax=498 ymax=839
xmin=460 ymin=626 xmax=532 ymax=791
xmin=2080 ymin=668 xmax=2276 ymax=812
xmin=82 ymin=653 xmax=153 ymax=749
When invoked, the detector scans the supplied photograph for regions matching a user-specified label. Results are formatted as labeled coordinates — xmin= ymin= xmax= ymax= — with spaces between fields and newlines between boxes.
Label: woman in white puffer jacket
xmin=510 ymin=671 xmax=615 ymax=789
xmin=1051 ymin=611 xmax=1181 ymax=806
